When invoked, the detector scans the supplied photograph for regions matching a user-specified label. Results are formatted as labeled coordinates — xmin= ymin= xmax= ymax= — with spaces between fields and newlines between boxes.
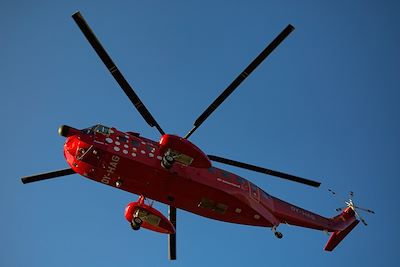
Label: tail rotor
xmin=329 ymin=189 xmax=375 ymax=226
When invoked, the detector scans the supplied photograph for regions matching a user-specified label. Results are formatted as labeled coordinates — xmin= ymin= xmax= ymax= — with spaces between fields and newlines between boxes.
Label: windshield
xmin=81 ymin=124 xmax=111 ymax=135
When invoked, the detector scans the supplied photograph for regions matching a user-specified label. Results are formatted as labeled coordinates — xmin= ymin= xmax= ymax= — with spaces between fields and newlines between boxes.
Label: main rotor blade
xmin=168 ymin=206 xmax=177 ymax=260
xmin=21 ymin=168 xmax=75 ymax=184
xmin=208 ymin=155 xmax=321 ymax=188
xmin=72 ymin=11 xmax=165 ymax=136
xmin=184 ymin=24 xmax=294 ymax=139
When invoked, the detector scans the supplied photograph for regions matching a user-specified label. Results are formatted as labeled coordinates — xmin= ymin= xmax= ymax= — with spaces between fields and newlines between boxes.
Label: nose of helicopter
xmin=58 ymin=125 xmax=79 ymax=137
xmin=61 ymin=127 xmax=82 ymax=167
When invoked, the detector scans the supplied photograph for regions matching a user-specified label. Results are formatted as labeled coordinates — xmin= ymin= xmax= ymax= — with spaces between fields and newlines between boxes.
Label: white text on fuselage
xmin=101 ymin=155 xmax=120 ymax=185
xmin=290 ymin=206 xmax=316 ymax=221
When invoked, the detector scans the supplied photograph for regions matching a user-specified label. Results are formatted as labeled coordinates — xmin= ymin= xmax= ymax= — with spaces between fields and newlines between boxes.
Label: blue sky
xmin=2 ymin=0 xmax=399 ymax=266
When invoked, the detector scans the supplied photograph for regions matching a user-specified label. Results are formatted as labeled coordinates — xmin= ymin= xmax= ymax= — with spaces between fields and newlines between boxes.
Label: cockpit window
xmin=81 ymin=124 xmax=111 ymax=135
xmin=94 ymin=125 xmax=111 ymax=135
xmin=81 ymin=126 xmax=96 ymax=135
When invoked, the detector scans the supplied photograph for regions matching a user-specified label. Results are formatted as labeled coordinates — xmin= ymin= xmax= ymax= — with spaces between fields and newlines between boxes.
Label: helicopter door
xmin=249 ymin=182 xmax=260 ymax=203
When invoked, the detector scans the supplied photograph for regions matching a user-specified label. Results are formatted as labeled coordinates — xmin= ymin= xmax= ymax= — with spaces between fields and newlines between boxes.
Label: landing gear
xmin=272 ymin=225 xmax=283 ymax=239
xmin=161 ymin=151 xmax=175 ymax=169
xmin=274 ymin=231 xmax=283 ymax=239
xmin=131 ymin=216 xmax=143 ymax=231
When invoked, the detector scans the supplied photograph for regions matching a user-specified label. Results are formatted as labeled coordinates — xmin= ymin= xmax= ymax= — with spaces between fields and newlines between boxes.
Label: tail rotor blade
xmin=354 ymin=206 xmax=375 ymax=214
xmin=360 ymin=218 xmax=368 ymax=226
xmin=332 ymin=190 xmax=374 ymax=226
xmin=328 ymin=189 xmax=337 ymax=195
xmin=72 ymin=11 xmax=165 ymax=136
xmin=168 ymin=206 xmax=177 ymax=260
xmin=353 ymin=209 xmax=368 ymax=226
xmin=21 ymin=168 xmax=75 ymax=184
xmin=208 ymin=155 xmax=321 ymax=187
xmin=184 ymin=24 xmax=294 ymax=139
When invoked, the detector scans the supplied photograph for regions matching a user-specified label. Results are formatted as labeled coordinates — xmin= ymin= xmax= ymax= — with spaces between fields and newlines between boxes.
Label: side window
xmin=235 ymin=175 xmax=245 ymax=185
xmin=221 ymin=170 xmax=230 ymax=179
xmin=117 ymin=136 xmax=128 ymax=143
xmin=146 ymin=145 xmax=156 ymax=153
xmin=208 ymin=167 xmax=217 ymax=174
xmin=131 ymin=139 xmax=141 ymax=147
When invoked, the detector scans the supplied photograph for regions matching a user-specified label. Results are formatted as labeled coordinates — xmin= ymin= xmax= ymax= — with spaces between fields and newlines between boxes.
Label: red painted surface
xmin=124 ymin=196 xmax=175 ymax=234
xmin=159 ymin=134 xmax=211 ymax=168
xmin=63 ymin=124 xmax=358 ymax=250
xmin=324 ymin=210 xmax=359 ymax=251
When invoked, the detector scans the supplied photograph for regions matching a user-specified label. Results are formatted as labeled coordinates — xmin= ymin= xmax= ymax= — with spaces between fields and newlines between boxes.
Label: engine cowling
xmin=159 ymin=134 xmax=211 ymax=168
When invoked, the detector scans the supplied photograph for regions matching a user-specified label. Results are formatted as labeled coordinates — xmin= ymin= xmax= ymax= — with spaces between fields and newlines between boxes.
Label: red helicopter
xmin=21 ymin=11 xmax=374 ymax=260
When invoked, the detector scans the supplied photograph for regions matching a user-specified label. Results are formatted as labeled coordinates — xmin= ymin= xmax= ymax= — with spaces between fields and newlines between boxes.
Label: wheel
xmin=130 ymin=216 xmax=143 ymax=231
xmin=133 ymin=217 xmax=143 ymax=225
xmin=165 ymin=155 xmax=174 ymax=162
xmin=274 ymin=231 xmax=283 ymax=239
xmin=130 ymin=222 xmax=140 ymax=231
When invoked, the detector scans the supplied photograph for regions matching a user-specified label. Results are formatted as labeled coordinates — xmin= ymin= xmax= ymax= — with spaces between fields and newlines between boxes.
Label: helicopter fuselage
xmin=64 ymin=124 xmax=343 ymax=232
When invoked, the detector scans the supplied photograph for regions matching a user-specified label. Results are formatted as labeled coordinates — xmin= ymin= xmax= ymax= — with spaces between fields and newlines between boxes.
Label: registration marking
xmin=101 ymin=155 xmax=120 ymax=185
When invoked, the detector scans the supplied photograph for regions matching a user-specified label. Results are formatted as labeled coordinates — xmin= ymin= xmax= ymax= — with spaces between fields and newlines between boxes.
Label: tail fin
xmin=324 ymin=191 xmax=374 ymax=251
xmin=324 ymin=207 xmax=359 ymax=251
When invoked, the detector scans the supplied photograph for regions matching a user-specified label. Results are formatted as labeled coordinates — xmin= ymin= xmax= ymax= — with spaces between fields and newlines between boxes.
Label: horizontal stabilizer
xmin=324 ymin=219 xmax=359 ymax=251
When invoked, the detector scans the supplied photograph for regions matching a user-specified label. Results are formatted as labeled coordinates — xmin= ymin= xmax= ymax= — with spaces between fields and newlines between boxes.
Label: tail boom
xmin=273 ymin=199 xmax=359 ymax=251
